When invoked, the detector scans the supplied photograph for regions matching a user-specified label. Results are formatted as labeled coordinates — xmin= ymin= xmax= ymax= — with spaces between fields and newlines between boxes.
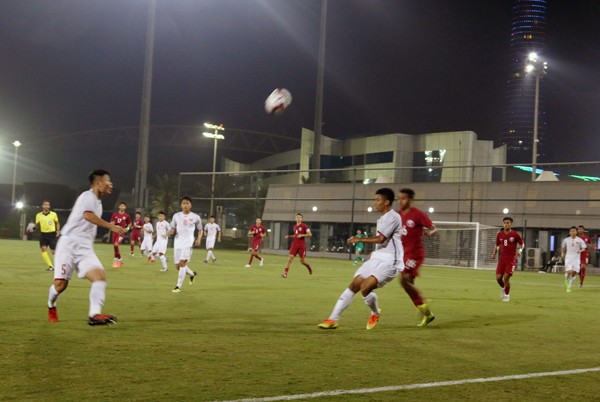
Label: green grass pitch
xmin=1 ymin=239 xmax=599 ymax=401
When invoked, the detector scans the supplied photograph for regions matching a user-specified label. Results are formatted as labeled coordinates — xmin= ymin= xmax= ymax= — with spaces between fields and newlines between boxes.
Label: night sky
xmin=1 ymin=0 xmax=599 ymax=189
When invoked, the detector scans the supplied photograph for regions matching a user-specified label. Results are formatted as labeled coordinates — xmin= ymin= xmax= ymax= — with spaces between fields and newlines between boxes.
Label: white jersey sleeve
xmin=371 ymin=210 xmax=404 ymax=269
xmin=60 ymin=189 xmax=103 ymax=245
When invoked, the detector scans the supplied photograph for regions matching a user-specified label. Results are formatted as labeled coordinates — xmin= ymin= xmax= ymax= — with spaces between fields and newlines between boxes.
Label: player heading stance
xmin=491 ymin=217 xmax=523 ymax=302
xmin=318 ymin=188 xmax=404 ymax=330
xmin=561 ymin=226 xmax=587 ymax=293
xmin=246 ymin=217 xmax=267 ymax=267
xmin=151 ymin=211 xmax=171 ymax=271
xmin=281 ymin=213 xmax=313 ymax=278
xmin=168 ymin=196 xmax=202 ymax=293
xmin=577 ymin=225 xmax=592 ymax=287
xmin=203 ymin=215 xmax=221 ymax=263
xmin=141 ymin=214 xmax=154 ymax=261
xmin=352 ymin=228 xmax=366 ymax=266
xmin=110 ymin=202 xmax=131 ymax=268
xmin=35 ymin=199 xmax=60 ymax=271
xmin=397 ymin=188 xmax=437 ymax=327
xmin=47 ymin=169 xmax=124 ymax=326
xmin=130 ymin=211 xmax=143 ymax=256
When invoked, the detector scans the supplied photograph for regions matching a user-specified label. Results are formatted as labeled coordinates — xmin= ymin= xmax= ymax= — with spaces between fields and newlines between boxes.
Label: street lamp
xmin=203 ymin=122 xmax=225 ymax=217
xmin=11 ymin=140 xmax=21 ymax=206
xmin=525 ymin=52 xmax=548 ymax=181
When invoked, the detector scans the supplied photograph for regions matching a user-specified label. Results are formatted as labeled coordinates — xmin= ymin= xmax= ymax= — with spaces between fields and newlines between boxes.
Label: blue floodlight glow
xmin=514 ymin=165 xmax=546 ymax=174
xmin=569 ymin=175 xmax=600 ymax=182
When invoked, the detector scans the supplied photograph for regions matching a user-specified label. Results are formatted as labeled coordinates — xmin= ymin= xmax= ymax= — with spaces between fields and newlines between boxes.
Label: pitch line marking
xmin=220 ymin=366 xmax=600 ymax=402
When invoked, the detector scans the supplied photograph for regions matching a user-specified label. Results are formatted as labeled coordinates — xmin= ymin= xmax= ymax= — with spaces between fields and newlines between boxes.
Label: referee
xmin=35 ymin=199 xmax=61 ymax=271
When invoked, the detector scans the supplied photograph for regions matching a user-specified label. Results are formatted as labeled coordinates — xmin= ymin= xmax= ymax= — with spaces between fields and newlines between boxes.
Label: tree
xmin=148 ymin=174 xmax=179 ymax=216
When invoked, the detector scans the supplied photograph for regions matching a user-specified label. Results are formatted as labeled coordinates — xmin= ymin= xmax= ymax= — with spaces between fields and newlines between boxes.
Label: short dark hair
xmin=400 ymin=188 xmax=415 ymax=199
xmin=158 ymin=211 xmax=165 ymax=216
xmin=88 ymin=169 xmax=110 ymax=184
xmin=376 ymin=188 xmax=395 ymax=204
xmin=41 ymin=199 xmax=51 ymax=205
xmin=296 ymin=212 xmax=303 ymax=217
xmin=503 ymin=216 xmax=513 ymax=223
xmin=135 ymin=211 xmax=141 ymax=216
xmin=578 ymin=225 xmax=585 ymax=229
xmin=145 ymin=214 xmax=151 ymax=218
xmin=180 ymin=196 xmax=192 ymax=204
xmin=570 ymin=226 xmax=578 ymax=230
xmin=210 ymin=215 xmax=215 ymax=219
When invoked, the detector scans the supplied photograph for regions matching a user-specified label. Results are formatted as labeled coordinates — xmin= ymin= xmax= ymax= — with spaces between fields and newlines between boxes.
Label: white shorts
xmin=354 ymin=258 xmax=401 ymax=288
xmin=206 ymin=238 xmax=216 ymax=249
xmin=174 ymin=247 xmax=193 ymax=264
xmin=53 ymin=236 xmax=104 ymax=281
xmin=565 ymin=256 xmax=581 ymax=273
xmin=152 ymin=238 xmax=168 ymax=255
xmin=141 ymin=236 xmax=153 ymax=251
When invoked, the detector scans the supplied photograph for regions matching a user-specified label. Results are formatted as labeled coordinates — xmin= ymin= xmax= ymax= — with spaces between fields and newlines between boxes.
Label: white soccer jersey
xmin=204 ymin=222 xmax=220 ymax=240
xmin=371 ymin=209 xmax=404 ymax=269
xmin=562 ymin=236 xmax=587 ymax=268
xmin=60 ymin=189 xmax=102 ymax=245
xmin=143 ymin=222 xmax=154 ymax=239
xmin=171 ymin=211 xmax=202 ymax=249
xmin=155 ymin=220 xmax=171 ymax=240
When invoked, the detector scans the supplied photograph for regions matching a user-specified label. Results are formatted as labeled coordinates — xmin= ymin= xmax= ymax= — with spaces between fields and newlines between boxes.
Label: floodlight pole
xmin=11 ymin=141 xmax=21 ymax=206
xmin=312 ymin=0 xmax=327 ymax=184
xmin=203 ymin=123 xmax=225 ymax=217
xmin=532 ymin=74 xmax=540 ymax=182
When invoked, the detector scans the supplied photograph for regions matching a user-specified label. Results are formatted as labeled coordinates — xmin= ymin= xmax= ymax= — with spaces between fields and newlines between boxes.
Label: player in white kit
xmin=168 ymin=196 xmax=202 ymax=292
xmin=561 ymin=226 xmax=587 ymax=293
xmin=151 ymin=211 xmax=172 ymax=271
xmin=203 ymin=215 xmax=221 ymax=263
xmin=47 ymin=169 xmax=125 ymax=326
xmin=140 ymin=214 xmax=154 ymax=261
xmin=318 ymin=188 xmax=404 ymax=330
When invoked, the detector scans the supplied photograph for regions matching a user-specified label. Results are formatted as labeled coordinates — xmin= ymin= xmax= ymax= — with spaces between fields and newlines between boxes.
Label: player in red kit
xmin=246 ymin=217 xmax=267 ymax=268
xmin=491 ymin=217 xmax=523 ymax=302
xmin=397 ymin=188 xmax=437 ymax=327
xmin=577 ymin=225 xmax=592 ymax=287
xmin=110 ymin=202 xmax=131 ymax=268
xmin=281 ymin=212 xmax=313 ymax=278
xmin=129 ymin=211 xmax=143 ymax=257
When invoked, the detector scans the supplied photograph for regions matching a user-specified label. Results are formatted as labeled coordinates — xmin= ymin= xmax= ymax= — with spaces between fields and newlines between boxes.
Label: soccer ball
xmin=264 ymin=88 xmax=292 ymax=115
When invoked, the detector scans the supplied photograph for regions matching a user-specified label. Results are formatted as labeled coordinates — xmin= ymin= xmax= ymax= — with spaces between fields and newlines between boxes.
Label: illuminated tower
xmin=500 ymin=0 xmax=547 ymax=164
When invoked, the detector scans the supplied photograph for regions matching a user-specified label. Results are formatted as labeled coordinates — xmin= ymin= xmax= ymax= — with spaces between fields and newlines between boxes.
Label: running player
xmin=577 ymin=225 xmax=592 ymax=287
xmin=203 ymin=215 xmax=221 ymax=263
xmin=130 ymin=211 xmax=144 ymax=256
xmin=352 ymin=228 xmax=366 ymax=266
xmin=110 ymin=202 xmax=131 ymax=268
xmin=318 ymin=188 xmax=404 ymax=330
xmin=397 ymin=188 xmax=437 ymax=326
xmin=35 ymin=199 xmax=60 ymax=271
xmin=281 ymin=212 xmax=313 ymax=278
xmin=141 ymin=214 xmax=154 ymax=261
xmin=168 ymin=196 xmax=202 ymax=293
xmin=151 ymin=211 xmax=171 ymax=271
xmin=246 ymin=217 xmax=266 ymax=267
xmin=561 ymin=226 xmax=587 ymax=293
xmin=47 ymin=169 xmax=124 ymax=326
xmin=491 ymin=216 xmax=523 ymax=302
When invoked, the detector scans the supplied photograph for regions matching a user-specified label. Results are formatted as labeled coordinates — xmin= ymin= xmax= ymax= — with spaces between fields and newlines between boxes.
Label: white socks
xmin=329 ymin=288 xmax=356 ymax=321
xmin=363 ymin=292 xmax=379 ymax=315
xmin=177 ymin=268 xmax=187 ymax=288
xmin=159 ymin=255 xmax=167 ymax=269
xmin=48 ymin=284 xmax=59 ymax=308
xmin=206 ymin=250 xmax=214 ymax=260
xmin=89 ymin=281 xmax=106 ymax=317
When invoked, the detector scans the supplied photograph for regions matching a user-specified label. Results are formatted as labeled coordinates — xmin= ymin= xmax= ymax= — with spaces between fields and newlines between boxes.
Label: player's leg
xmin=502 ymin=272 xmax=511 ymax=301
xmin=282 ymin=254 xmax=295 ymax=278
xmin=579 ymin=263 xmax=587 ymax=287
xmin=40 ymin=235 xmax=54 ymax=270
xmin=319 ymin=276 xmax=363 ymax=329
xmin=299 ymin=247 xmax=312 ymax=274
xmin=495 ymin=262 xmax=506 ymax=297
xmin=84 ymin=267 xmax=116 ymax=325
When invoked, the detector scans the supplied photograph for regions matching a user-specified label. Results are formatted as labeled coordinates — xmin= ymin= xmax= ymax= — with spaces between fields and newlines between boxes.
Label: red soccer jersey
xmin=579 ymin=234 xmax=591 ymax=257
xmin=496 ymin=230 xmax=523 ymax=261
xmin=250 ymin=224 xmax=266 ymax=239
xmin=291 ymin=223 xmax=309 ymax=244
xmin=111 ymin=212 xmax=131 ymax=229
xmin=399 ymin=207 xmax=433 ymax=259
xmin=131 ymin=218 xmax=144 ymax=234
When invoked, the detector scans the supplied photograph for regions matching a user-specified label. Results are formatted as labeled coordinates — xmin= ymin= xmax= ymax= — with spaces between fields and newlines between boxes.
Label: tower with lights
xmin=500 ymin=0 xmax=547 ymax=164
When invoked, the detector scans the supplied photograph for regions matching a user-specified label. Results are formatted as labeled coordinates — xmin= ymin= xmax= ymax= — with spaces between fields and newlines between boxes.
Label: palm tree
xmin=148 ymin=174 xmax=179 ymax=216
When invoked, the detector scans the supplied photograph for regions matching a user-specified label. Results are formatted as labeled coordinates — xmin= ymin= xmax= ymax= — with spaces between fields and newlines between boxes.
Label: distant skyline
xmin=1 ymin=0 xmax=600 ymax=189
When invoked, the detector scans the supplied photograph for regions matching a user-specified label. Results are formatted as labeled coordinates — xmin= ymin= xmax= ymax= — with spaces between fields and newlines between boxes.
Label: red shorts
xmin=403 ymin=255 xmax=424 ymax=277
xmin=289 ymin=242 xmax=306 ymax=258
xmin=496 ymin=259 xmax=516 ymax=276
xmin=130 ymin=231 xmax=141 ymax=243
xmin=251 ymin=238 xmax=262 ymax=251
xmin=112 ymin=232 xmax=126 ymax=245
xmin=581 ymin=253 xmax=589 ymax=265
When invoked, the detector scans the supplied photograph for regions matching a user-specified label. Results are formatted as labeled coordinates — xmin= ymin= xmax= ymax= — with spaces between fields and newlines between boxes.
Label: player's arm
xmin=300 ymin=228 xmax=312 ymax=238
xmin=84 ymin=211 xmax=125 ymax=234
xmin=54 ymin=213 xmax=61 ymax=236
xmin=348 ymin=232 xmax=387 ymax=245
xmin=424 ymin=222 xmax=437 ymax=237
xmin=217 ymin=228 xmax=221 ymax=242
